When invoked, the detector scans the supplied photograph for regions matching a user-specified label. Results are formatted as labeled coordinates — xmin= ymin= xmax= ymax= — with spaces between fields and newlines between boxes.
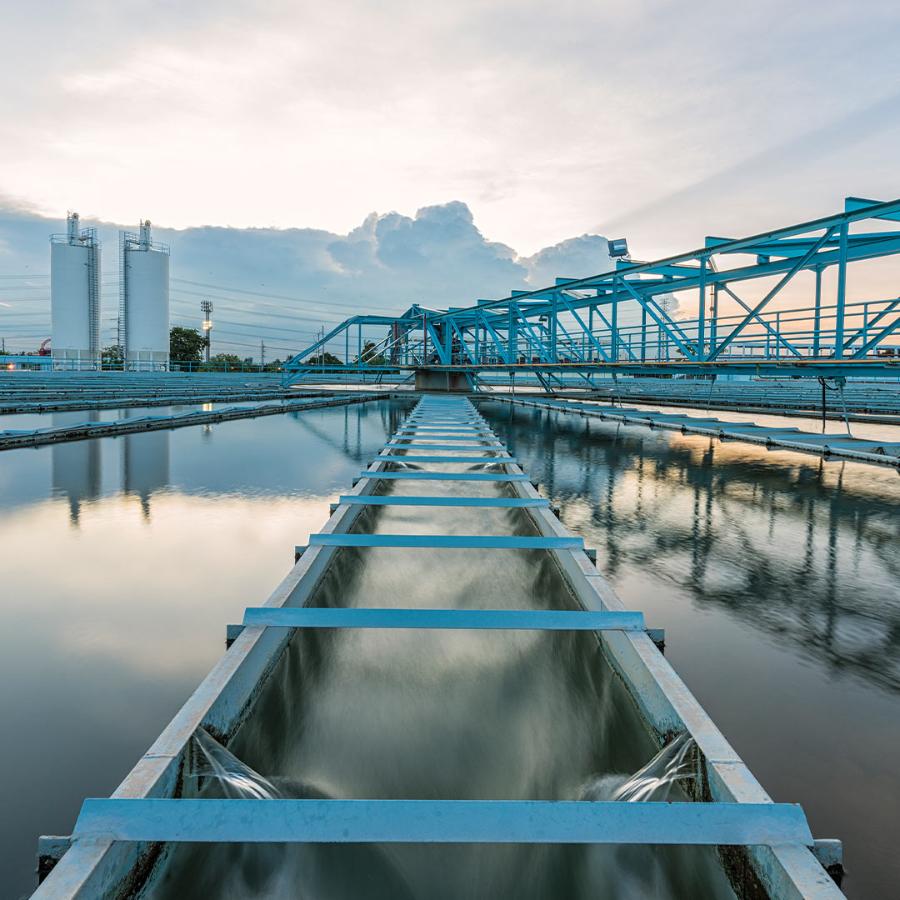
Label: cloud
xmin=2 ymin=2 xmax=900 ymax=255
xmin=523 ymin=235 xmax=612 ymax=287
xmin=0 ymin=201 xmax=618 ymax=354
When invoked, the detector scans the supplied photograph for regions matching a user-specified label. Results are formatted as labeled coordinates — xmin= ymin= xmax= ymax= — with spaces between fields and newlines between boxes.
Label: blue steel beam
xmin=399 ymin=428 xmax=491 ymax=434
xmin=840 ymin=297 xmax=900 ymax=352
xmin=849 ymin=315 xmax=900 ymax=359
xmin=72 ymin=798 xmax=815 ymax=846
xmin=337 ymin=495 xmax=550 ymax=507
xmin=307 ymin=534 xmax=582 ymax=550
xmin=388 ymin=443 xmax=500 ymax=450
xmin=719 ymin=284 xmax=803 ymax=358
xmin=372 ymin=455 xmax=515 ymax=463
xmin=399 ymin=434 xmax=490 ymax=440
xmin=355 ymin=473 xmax=530 ymax=481
xmin=283 ymin=197 xmax=900 ymax=377
xmin=408 ymin=418 xmax=484 ymax=424
xmin=708 ymin=228 xmax=836 ymax=360
xmin=241 ymin=607 xmax=645 ymax=630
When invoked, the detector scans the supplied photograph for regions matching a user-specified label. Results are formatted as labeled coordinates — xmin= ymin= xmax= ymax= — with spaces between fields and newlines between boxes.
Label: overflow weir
xmin=34 ymin=395 xmax=842 ymax=899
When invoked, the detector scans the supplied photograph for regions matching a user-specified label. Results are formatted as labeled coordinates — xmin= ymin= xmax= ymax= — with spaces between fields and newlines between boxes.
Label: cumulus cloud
xmin=0 ymin=201 xmax=641 ymax=354
xmin=523 ymin=235 xmax=613 ymax=287
xmin=2 ymin=2 xmax=899 ymax=257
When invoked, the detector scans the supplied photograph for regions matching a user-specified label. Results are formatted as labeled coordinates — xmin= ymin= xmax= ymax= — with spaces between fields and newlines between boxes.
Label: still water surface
xmin=0 ymin=401 xmax=407 ymax=898
xmin=480 ymin=400 xmax=900 ymax=899
xmin=0 ymin=398 xmax=897 ymax=897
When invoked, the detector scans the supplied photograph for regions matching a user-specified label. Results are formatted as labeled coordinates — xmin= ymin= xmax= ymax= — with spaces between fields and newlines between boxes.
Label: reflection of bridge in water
xmin=482 ymin=400 xmax=900 ymax=694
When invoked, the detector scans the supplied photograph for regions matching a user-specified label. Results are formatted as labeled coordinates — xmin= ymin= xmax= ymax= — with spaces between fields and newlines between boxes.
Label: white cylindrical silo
xmin=50 ymin=213 xmax=101 ymax=370
xmin=122 ymin=221 xmax=170 ymax=371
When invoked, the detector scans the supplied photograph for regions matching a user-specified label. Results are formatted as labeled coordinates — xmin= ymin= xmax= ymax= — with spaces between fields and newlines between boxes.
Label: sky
xmin=1 ymin=0 xmax=900 ymax=355
xmin=0 ymin=203 xmax=621 ymax=356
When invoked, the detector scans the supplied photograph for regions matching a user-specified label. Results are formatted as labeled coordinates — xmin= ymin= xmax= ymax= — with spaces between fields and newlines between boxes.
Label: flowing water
xmin=0 ymin=397 xmax=897 ymax=897
xmin=145 ymin=429 xmax=736 ymax=898
xmin=164 ymin=727 xmax=719 ymax=900
xmin=580 ymin=732 xmax=696 ymax=803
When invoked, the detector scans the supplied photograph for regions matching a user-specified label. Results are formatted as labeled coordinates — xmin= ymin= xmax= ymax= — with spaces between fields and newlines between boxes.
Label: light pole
xmin=200 ymin=300 xmax=213 ymax=364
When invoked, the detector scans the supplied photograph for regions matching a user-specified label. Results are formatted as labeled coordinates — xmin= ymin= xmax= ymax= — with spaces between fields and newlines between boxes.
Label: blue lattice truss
xmin=284 ymin=197 xmax=900 ymax=382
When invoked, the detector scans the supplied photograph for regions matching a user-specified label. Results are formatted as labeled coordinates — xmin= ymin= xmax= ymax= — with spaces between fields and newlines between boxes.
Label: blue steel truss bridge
xmin=284 ymin=197 xmax=900 ymax=392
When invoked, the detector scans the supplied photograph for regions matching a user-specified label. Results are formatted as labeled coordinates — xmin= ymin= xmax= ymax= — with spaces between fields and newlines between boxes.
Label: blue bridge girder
xmin=283 ymin=197 xmax=900 ymax=383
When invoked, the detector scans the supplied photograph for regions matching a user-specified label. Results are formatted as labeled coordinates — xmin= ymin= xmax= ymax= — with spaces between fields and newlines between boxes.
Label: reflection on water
xmin=5 ymin=397 xmax=898 ymax=896
xmin=51 ymin=412 xmax=102 ymax=524
xmin=123 ymin=426 xmax=170 ymax=519
xmin=0 ymin=400 xmax=408 ymax=899
xmin=483 ymin=402 xmax=900 ymax=693
xmin=481 ymin=400 xmax=900 ymax=899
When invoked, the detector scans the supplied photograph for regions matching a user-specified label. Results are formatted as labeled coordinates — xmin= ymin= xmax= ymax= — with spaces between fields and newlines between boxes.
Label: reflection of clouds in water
xmin=0 ymin=493 xmax=334 ymax=677
xmin=0 ymin=401 xmax=402 ymax=897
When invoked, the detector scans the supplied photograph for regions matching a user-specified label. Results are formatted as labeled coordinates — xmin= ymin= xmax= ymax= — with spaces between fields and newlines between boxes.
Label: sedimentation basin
xmin=30 ymin=396 xmax=842 ymax=899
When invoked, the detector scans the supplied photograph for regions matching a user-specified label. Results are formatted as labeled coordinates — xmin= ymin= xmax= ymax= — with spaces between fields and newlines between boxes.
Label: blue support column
xmin=698 ymin=257 xmax=707 ymax=359
xmin=611 ymin=297 xmax=619 ymax=362
xmin=588 ymin=305 xmax=595 ymax=361
xmin=640 ymin=305 xmax=648 ymax=362
xmin=834 ymin=221 xmax=849 ymax=358
xmin=550 ymin=292 xmax=559 ymax=361
xmin=813 ymin=266 xmax=822 ymax=357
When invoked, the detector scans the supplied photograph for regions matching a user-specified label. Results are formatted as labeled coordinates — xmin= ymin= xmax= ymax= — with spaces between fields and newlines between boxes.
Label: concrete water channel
xmin=0 ymin=397 xmax=897 ymax=897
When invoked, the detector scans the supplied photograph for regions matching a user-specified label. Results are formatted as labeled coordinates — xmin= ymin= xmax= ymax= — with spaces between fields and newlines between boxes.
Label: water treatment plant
xmin=1 ymin=198 xmax=899 ymax=900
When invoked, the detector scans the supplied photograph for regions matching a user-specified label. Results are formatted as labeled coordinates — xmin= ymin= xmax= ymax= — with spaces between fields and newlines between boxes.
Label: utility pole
xmin=200 ymin=300 xmax=213 ymax=363
xmin=260 ymin=339 xmax=266 ymax=369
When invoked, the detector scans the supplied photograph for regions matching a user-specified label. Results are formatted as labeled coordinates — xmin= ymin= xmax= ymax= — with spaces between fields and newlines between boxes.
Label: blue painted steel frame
xmin=374 ymin=455 xmax=514 ymax=463
xmin=357 ymin=471 xmax=530 ymax=481
xmin=242 ymin=607 xmax=645 ymax=630
xmin=308 ymin=534 xmax=582 ymax=550
xmin=283 ymin=197 xmax=900 ymax=381
xmin=73 ymin=798 xmax=815 ymax=846
xmin=387 ymin=442 xmax=503 ymax=450
xmin=338 ymin=495 xmax=549 ymax=507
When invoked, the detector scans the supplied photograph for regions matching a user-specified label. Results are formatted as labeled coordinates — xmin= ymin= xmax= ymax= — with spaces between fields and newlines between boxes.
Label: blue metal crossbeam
xmin=405 ymin=427 xmax=487 ymax=433
xmin=241 ymin=607 xmax=644 ymax=630
xmin=73 ymin=798 xmax=814 ymax=846
xmin=374 ymin=455 xmax=513 ymax=463
xmin=408 ymin=417 xmax=483 ymax=424
xmin=283 ymin=197 xmax=900 ymax=379
xmin=337 ymin=495 xmax=549 ymax=507
xmin=398 ymin=434 xmax=493 ymax=440
xmin=357 ymin=471 xmax=530 ymax=482
xmin=308 ymin=534 xmax=581 ymax=549
xmin=387 ymin=443 xmax=501 ymax=450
